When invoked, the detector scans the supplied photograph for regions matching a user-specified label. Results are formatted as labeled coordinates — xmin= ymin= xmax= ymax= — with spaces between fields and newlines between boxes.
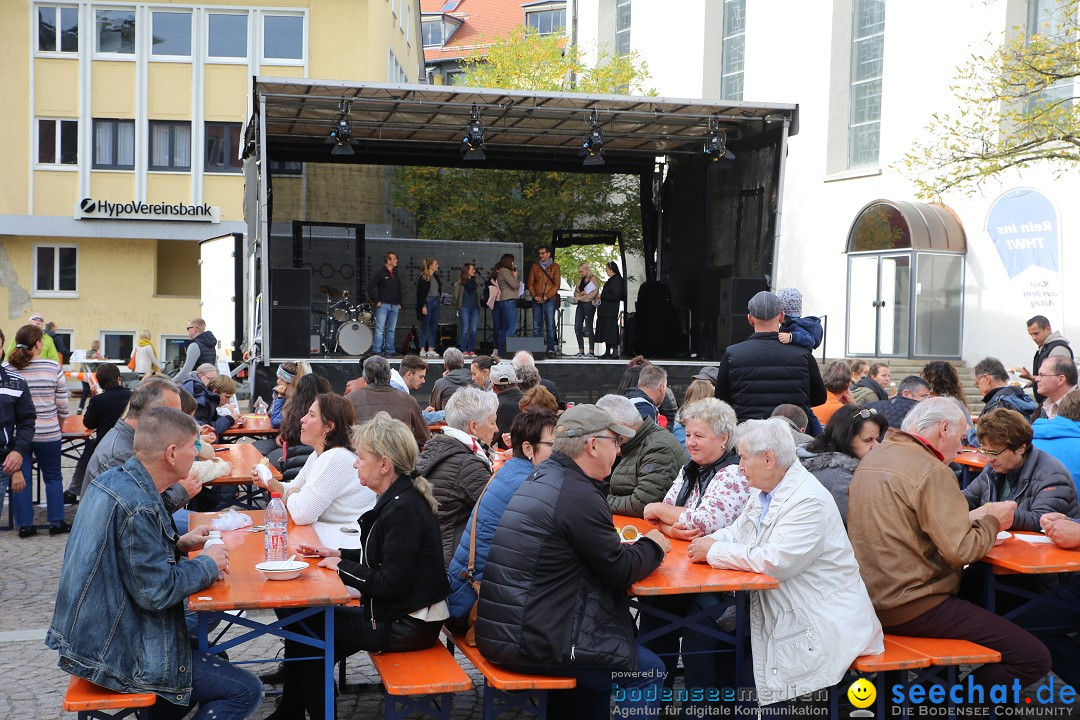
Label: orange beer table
xmin=221 ymin=414 xmax=276 ymax=439
xmin=60 ymin=415 xmax=92 ymax=462
xmin=980 ymin=531 xmax=1080 ymax=620
xmin=613 ymin=515 xmax=778 ymax=689
xmin=206 ymin=443 xmax=282 ymax=508
xmin=954 ymin=447 xmax=987 ymax=488
xmin=189 ymin=510 xmax=351 ymax=720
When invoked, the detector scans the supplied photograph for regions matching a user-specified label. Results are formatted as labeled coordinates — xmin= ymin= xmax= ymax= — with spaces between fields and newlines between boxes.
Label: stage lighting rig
xmin=327 ymin=117 xmax=355 ymax=156
xmin=580 ymin=110 xmax=605 ymax=166
xmin=461 ymin=105 xmax=486 ymax=160
xmin=704 ymin=117 xmax=735 ymax=163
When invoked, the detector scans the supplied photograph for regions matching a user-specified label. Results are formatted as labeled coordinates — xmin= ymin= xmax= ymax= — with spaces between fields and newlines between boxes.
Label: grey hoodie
xmin=797 ymin=446 xmax=860 ymax=526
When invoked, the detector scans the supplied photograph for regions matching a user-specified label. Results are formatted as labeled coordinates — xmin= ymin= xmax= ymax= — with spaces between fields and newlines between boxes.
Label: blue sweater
xmin=446 ymin=456 xmax=534 ymax=619
xmin=1033 ymin=416 xmax=1080 ymax=489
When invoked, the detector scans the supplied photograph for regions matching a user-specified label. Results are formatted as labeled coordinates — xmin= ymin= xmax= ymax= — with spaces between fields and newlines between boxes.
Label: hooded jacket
xmin=607 ymin=417 xmax=688 ymax=517
xmin=796 ymin=447 xmax=859 ymax=526
xmin=848 ymin=429 xmax=1000 ymax=627
xmin=429 ymin=368 xmax=473 ymax=411
xmin=852 ymin=376 xmax=889 ymax=403
xmin=476 ymin=452 xmax=664 ymax=672
xmin=980 ymin=385 xmax=1038 ymax=420
xmin=415 ymin=431 xmax=493 ymax=565
xmin=961 ymin=446 xmax=1079 ymax=531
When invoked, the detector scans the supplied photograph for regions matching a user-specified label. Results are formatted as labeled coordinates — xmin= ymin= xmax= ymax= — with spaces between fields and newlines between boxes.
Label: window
xmin=52 ymin=329 xmax=74 ymax=357
xmin=422 ymin=20 xmax=444 ymax=46
xmin=96 ymin=9 xmax=135 ymax=54
xmin=526 ymin=7 xmax=566 ymax=35
xmin=445 ymin=70 xmax=467 ymax=86
xmin=1025 ymin=0 xmax=1074 ymax=112
xmin=615 ymin=0 xmax=631 ymax=56
xmin=101 ymin=332 xmax=134 ymax=361
xmin=34 ymin=245 xmax=78 ymax=296
xmin=205 ymin=122 xmax=243 ymax=172
xmin=388 ymin=49 xmax=408 ymax=83
xmin=264 ymin=15 xmax=303 ymax=60
xmin=38 ymin=5 xmax=79 ymax=53
xmin=721 ymin=0 xmax=745 ymax=100
xmin=269 ymin=159 xmax=303 ymax=175
xmin=151 ymin=11 xmax=191 ymax=57
xmin=93 ymin=119 xmax=135 ymax=169
xmin=208 ymin=13 xmax=247 ymax=58
xmin=38 ymin=119 xmax=78 ymax=165
xmin=149 ymin=121 xmax=191 ymax=171
xmin=848 ymin=0 xmax=885 ymax=167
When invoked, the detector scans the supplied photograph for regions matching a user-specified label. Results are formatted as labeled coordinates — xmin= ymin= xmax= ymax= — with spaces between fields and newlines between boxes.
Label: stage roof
xmin=253 ymin=78 xmax=799 ymax=172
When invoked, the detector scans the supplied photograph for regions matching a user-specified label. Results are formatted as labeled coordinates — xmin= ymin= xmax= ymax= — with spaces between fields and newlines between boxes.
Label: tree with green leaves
xmin=902 ymin=0 xmax=1079 ymax=199
xmin=392 ymin=26 xmax=652 ymax=274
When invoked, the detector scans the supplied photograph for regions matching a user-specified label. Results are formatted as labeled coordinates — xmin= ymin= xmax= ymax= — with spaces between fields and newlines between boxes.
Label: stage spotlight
xmin=579 ymin=111 xmax=605 ymax=166
xmin=461 ymin=105 xmax=486 ymax=160
xmin=704 ymin=118 xmax=735 ymax=163
xmin=327 ymin=117 xmax=354 ymax=156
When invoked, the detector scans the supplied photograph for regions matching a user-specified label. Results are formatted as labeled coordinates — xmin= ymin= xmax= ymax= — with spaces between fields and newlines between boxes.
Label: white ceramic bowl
xmin=256 ymin=560 xmax=307 ymax=580
xmin=995 ymin=531 xmax=1012 ymax=546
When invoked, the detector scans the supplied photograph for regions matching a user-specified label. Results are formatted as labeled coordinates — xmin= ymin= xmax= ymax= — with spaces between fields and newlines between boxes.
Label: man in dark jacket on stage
xmin=476 ymin=404 xmax=670 ymax=718
xmin=370 ymin=251 xmax=404 ymax=356
xmin=714 ymin=291 xmax=826 ymax=423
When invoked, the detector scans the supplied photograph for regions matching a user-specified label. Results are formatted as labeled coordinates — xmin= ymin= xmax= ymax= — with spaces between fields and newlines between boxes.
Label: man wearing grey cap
xmin=714 ymin=290 xmax=826 ymax=423
xmin=476 ymin=404 xmax=671 ymax=717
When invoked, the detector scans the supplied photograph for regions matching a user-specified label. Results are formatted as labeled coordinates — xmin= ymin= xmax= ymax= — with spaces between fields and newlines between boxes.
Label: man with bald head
xmin=48 ymin=407 xmax=261 ymax=719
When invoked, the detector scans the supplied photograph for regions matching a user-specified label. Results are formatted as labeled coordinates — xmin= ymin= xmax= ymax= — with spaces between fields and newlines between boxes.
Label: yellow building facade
xmin=0 ymin=0 xmax=420 ymax=365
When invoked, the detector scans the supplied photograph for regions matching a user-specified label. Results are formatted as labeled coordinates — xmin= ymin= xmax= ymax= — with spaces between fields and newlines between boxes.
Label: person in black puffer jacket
xmin=714 ymin=291 xmax=826 ymax=422
xmin=866 ymin=375 xmax=932 ymax=431
xmin=415 ymin=386 xmax=496 ymax=565
xmin=273 ymin=413 xmax=450 ymax=720
xmin=476 ymin=404 xmax=670 ymax=718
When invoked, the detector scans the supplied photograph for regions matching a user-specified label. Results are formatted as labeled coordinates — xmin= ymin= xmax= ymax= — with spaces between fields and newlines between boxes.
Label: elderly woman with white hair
xmin=415 ymin=385 xmax=497 ymax=564
xmin=688 ymin=418 xmax=883 ymax=708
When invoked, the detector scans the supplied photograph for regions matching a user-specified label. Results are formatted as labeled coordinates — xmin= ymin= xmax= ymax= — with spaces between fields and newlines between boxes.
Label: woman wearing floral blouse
xmin=641 ymin=397 xmax=749 ymax=707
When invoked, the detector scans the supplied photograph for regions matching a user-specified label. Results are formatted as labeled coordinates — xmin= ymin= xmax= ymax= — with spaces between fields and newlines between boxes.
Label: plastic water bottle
xmin=265 ymin=492 xmax=289 ymax=562
xmin=204 ymin=530 xmax=226 ymax=580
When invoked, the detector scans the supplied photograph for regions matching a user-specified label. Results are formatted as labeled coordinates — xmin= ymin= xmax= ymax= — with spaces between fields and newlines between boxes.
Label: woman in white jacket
xmin=688 ymin=417 xmax=883 ymax=707
xmin=253 ymin=393 xmax=376 ymax=547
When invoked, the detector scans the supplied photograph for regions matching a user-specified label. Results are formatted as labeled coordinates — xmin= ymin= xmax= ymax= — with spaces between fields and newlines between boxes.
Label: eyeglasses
xmin=186 ymin=326 xmax=196 ymax=330
xmin=593 ymin=435 xmax=623 ymax=447
xmin=1036 ymin=373 xmax=1063 ymax=379
xmin=855 ymin=408 xmax=878 ymax=419
xmin=979 ymin=447 xmax=1011 ymax=457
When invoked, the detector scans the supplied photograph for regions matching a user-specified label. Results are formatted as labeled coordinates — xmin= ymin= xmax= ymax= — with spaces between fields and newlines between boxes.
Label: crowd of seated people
xmin=36 ymin=342 xmax=1080 ymax=720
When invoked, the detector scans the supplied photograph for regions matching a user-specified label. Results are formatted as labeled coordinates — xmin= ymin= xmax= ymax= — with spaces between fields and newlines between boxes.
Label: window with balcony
xmin=93 ymin=119 xmax=135 ymax=169
xmin=149 ymin=121 xmax=191 ymax=171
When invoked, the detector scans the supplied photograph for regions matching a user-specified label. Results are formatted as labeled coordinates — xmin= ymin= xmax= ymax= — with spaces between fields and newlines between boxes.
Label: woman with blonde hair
xmin=276 ymin=412 xmax=450 ymax=720
xmin=416 ymin=257 xmax=442 ymax=358
xmin=129 ymin=330 xmax=159 ymax=376
xmin=572 ymin=262 xmax=600 ymax=357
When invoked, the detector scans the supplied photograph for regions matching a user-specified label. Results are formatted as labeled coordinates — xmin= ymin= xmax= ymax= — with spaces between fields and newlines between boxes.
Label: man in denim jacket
xmin=47 ymin=407 xmax=262 ymax=719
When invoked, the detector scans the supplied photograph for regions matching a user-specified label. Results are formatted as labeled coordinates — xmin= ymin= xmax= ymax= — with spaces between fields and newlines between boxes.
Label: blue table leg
xmin=323 ymin=606 xmax=335 ymax=720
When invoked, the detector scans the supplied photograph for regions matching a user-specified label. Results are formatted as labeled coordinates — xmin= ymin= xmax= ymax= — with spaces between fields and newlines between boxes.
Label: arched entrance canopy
xmin=847 ymin=200 xmax=966 ymax=253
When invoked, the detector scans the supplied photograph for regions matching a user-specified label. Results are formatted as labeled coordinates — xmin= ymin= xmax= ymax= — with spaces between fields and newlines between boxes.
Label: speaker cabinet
xmin=271 ymin=268 xmax=312 ymax=308
xmin=271 ymin=308 xmax=312 ymax=357
xmin=506 ymin=336 xmax=548 ymax=353
xmin=717 ymin=313 xmax=754 ymax=351
xmin=718 ymin=277 xmax=768 ymax=315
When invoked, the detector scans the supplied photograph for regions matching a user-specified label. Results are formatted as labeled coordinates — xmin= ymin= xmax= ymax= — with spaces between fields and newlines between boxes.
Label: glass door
xmin=914 ymin=253 xmax=964 ymax=357
xmin=846 ymin=252 xmax=912 ymax=357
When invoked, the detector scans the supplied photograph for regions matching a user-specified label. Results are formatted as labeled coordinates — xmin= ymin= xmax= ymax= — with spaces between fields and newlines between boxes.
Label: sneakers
xmin=423 ymin=350 xmax=440 ymax=358
xmin=573 ymin=352 xmax=585 ymax=358
xmin=50 ymin=521 xmax=72 ymax=536
xmin=546 ymin=351 xmax=557 ymax=359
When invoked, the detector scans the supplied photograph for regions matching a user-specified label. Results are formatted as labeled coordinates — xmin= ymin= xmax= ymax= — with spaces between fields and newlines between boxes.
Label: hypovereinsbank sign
xmin=74 ymin=197 xmax=221 ymax=223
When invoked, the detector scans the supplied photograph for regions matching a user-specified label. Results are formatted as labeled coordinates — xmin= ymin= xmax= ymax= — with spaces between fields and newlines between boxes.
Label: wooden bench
xmin=443 ymin=627 xmax=575 ymax=720
xmin=368 ymin=644 xmax=471 ymax=720
xmin=832 ymin=637 xmax=934 ymax=717
xmin=62 ymin=676 xmax=156 ymax=719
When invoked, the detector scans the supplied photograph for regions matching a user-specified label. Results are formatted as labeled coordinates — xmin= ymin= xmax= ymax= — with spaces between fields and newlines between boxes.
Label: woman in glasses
xmin=962 ymin=407 xmax=1078 ymax=532
xmin=797 ymin=404 xmax=887 ymax=526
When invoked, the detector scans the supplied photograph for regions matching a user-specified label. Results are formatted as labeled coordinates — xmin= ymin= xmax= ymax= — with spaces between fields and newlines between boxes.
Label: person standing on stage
xmin=527 ymin=246 xmax=562 ymax=359
xmin=416 ymin=258 xmax=442 ymax=359
xmin=493 ymin=254 xmax=519 ymax=358
xmin=572 ymin=263 xmax=600 ymax=358
xmin=370 ymin=252 xmax=404 ymax=357
xmin=597 ymin=261 xmax=624 ymax=359
xmin=454 ymin=263 xmax=482 ymax=357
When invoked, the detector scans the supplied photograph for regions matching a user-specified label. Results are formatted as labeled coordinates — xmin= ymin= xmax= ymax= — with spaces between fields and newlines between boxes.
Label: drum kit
xmin=316 ymin=285 xmax=374 ymax=355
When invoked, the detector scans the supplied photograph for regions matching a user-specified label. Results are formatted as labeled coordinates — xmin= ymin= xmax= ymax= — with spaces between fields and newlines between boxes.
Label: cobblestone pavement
xmin=3 ymin=406 xmax=1077 ymax=718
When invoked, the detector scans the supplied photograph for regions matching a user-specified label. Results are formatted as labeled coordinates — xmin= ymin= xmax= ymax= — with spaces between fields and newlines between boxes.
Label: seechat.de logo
xmin=79 ymin=198 xmax=97 ymax=214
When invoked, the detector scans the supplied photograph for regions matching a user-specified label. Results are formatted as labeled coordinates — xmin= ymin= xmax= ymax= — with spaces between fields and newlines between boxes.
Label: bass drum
xmin=337 ymin=321 xmax=373 ymax=355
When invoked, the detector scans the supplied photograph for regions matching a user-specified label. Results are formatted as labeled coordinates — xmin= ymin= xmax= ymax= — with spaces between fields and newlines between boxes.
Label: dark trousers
xmin=639 ymin=594 xmax=731 ymax=694
xmin=147 ymin=650 xmax=262 ymax=720
xmin=1014 ymin=573 xmax=1080 ymax=689
xmin=274 ymin=606 xmax=442 ymax=719
xmin=598 ymin=312 xmax=619 ymax=355
xmin=574 ymin=303 xmax=596 ymax=352
xmin=886 ymin=596 xmax=1051 ymax=690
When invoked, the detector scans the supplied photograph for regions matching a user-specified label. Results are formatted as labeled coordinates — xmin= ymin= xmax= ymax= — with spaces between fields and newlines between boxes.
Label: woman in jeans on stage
xmin=453 ymin=263 xmax=481 ymax=356
xmin=572 ymin=263 xmax=599 ymax=357
xmin=3 ymin=324 xmax=69 ymax=537
xmin=416 ymin=258 xmax=441 ymax=358
xmin=493 ymin=254 xmax=518 ymax=357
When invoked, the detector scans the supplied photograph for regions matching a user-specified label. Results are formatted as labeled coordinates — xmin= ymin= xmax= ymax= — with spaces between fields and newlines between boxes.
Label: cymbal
xmin=319 ymin=285 xmax=342 ymax=297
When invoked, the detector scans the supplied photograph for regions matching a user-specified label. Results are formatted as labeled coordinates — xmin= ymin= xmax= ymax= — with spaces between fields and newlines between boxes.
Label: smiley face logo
xmin=847 ymin=678 xmax=876 ymax=709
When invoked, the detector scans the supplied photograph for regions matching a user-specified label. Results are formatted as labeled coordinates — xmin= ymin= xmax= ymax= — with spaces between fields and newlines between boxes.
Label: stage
xmin=253 ymin=356 xmax=712 ymax=408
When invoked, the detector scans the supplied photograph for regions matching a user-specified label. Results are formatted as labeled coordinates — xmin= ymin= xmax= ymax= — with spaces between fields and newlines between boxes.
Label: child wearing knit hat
xmin=776 ymin=287 xmax=823 ymax=350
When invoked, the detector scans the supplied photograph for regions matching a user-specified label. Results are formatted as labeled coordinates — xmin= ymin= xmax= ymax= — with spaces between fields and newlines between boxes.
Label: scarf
xmin=137 ymin=338 xmax=153 ymax=347
xmin=539 ymin=258 xmax=554 ymax=270
xmin=440 ymin=426 xmax=493 ymax=469
xmin=674 ymin=451 xmax=741 ymax=508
